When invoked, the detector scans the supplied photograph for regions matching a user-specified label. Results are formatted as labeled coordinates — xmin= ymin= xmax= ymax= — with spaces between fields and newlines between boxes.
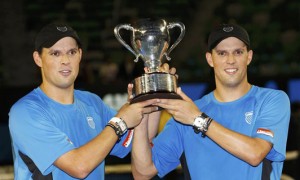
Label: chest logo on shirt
xmin=245 ymin=111 xmax=253 ymax=124
xmin=87 ymin=116 xmax=95 ymax=129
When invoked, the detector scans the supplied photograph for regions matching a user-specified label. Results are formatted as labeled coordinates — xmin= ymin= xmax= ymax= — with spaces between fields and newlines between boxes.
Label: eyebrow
xmin=214 ymin=46 xmax=246 ymax=52
xmin=48 ymin=47 xmax=79 ymax=53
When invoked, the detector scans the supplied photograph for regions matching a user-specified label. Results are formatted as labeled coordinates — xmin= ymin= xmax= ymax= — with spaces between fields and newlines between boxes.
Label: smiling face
xmin=33 ymin=37 xmax=82 ymax=91
xmin=206 ymin=37 xmax=253 ymax=89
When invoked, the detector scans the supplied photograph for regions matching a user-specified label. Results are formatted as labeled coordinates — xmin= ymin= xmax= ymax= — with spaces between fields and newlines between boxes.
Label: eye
xmin=50 ymin=51 xmax=60 ymax=57
xmin=234 ymin=49 xmax=244 ymax=55
xmin=217 ymin=51 xmax=227 ymax=56
xmin=68 ymin=49 xmax=78 ymax=56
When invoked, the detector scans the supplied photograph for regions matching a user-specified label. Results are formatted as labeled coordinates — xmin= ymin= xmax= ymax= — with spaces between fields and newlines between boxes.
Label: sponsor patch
xmin=122 ymin=129 xmax=134 ymax=147
xmin=256 ymin=128 xmax=274 ymax=138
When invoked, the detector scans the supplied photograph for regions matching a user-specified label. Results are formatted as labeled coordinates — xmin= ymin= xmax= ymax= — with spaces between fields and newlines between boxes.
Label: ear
xmin=78 ymin=48 xmax=83 ymax=62
xmin=247 ymin=50 xmax=253 ymax=65
xmin=205 ymin=52 xmax=214 ymax=67
xmin=33 ymin=51 xmax=42 ymax=67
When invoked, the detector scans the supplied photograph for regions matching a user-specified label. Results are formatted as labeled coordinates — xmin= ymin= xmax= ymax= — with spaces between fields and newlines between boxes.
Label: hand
xmin=154 ymin=87 xmax=201 ymax=125
xmin=144 ymin=63 xmax=178 ymax=78
xmin=127 ymin=83 xmax=134 ymax=101
xmin=116 ymin=99 xmax=159 ymax=129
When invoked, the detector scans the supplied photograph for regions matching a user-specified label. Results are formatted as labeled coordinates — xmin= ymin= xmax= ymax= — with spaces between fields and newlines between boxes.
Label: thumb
xmin=177 ymin=87 xmax=193 ymax=102
xmin=127 ymin=83 xmax=134 ymax=101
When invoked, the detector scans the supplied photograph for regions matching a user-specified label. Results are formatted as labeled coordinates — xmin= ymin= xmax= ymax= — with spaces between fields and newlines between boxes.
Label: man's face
xmin=35 ymin=37 xmax=82 ymax=90
xmin=206 ymin=37 xmax=253 ymax=88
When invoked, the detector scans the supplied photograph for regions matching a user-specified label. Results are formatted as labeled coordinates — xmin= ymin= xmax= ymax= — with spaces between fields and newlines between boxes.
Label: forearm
xmin=54 ymin=127 xmax=119 ymax=178
xmin=132 ymin=117 xmax=157 ymax=179
xmin=147 ymin=110 xmax=161 ymax=141
xmin=206 ymin=120 xmax=272 ymax=166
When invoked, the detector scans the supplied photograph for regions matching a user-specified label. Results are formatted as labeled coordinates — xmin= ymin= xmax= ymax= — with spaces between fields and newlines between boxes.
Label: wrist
xmin=192 ymin=113 xmax=213 ymax=137
xmin=106 ymin=117 xmax=128 ymax=139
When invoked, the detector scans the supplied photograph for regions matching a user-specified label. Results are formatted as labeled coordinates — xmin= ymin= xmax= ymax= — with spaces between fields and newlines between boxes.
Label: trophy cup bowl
xmin=114 ymin=18 xmax=185 ymax=104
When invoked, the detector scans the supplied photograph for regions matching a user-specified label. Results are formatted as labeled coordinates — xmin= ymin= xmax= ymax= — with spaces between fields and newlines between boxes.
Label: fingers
xmin=161 ymin=63 xmax=170 ymax=72
xmin=152 ymin=89 xmax=191 ymax=111
xmin=143 ymin=105 xmax=159 ymax=114
xmin=177 ymin=87 xmax=192 ymax=102
xmin=118 ymin=99 xmax=160 ymax=128
xmin=138 ymin=98 xmax=160 ymax=108
xmin=153 ymin=101 xmax=170 ymax=110
xmin=144 ymin=67 xmax=150 ymax=73
xmin=145 ymin=63 xmax=178 ymax=79
xmin=160 ymin=63 xmax=178 ymax=79
xmin=127 ymin=83 xmax=134 ymax=101
xmin=169 ymin=67 xmax=176 ymax=75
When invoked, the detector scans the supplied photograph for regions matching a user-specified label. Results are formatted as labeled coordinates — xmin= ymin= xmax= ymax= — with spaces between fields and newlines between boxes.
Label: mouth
xmin=224 ymin=68 xmax=237 ymax=74
xmin=59 ymin=70 xmax=72 ymax=76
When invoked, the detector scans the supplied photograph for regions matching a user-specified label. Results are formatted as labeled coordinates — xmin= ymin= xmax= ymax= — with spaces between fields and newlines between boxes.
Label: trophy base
xmin=130 ymin=72 xmax=181 ymax=110
xmin=130 ymin=92 xmax=182 ymax=104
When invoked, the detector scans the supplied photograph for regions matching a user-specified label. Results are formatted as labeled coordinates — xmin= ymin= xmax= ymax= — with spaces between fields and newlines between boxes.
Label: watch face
xmin=193 ymin=117 xmax=205 ymax=131
xmin=119 ymin=123 xmax=126 ymax=131
xmin=194 ymin=117 xmax=204 ymax=126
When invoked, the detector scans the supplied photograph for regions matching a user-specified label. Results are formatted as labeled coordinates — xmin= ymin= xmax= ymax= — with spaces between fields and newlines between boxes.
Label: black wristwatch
xmin=106 ymin=117 xmax=128 ymax=138
xmin=193 ymin=113 xmax=208 ymax=134
xmin=193 ymin=113 xmax=213 ymax=137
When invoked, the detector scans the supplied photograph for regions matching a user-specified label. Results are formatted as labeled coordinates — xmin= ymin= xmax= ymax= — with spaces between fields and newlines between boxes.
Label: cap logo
xmin=223 ymin=26 xmax=234 ymax=32
xmin=56 ymin=26 xmax=68 ymax=32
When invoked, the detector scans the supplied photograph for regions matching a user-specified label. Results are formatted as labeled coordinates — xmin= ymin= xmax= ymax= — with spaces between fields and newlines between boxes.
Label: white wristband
xmin=109 ymin=117 xmax=128 ymax=135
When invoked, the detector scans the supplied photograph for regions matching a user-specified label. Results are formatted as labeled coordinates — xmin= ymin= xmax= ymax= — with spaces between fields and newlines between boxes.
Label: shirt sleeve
xmin=9 ymin=100 xmax=75 ymax=175
xmin=252 ymin=90 xmax=291 ymax=161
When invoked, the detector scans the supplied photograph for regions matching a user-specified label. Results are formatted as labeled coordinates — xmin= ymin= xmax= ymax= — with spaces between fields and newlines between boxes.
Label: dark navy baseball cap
xmin=207 ymin=23 xmax=250 ymax=51
xmin=35 ymin=23 xmax=81 ymax=50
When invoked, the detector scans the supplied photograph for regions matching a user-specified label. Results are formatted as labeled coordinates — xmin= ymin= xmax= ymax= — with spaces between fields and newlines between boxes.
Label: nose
xmin=61 ymin=54 xmax=70 ymax=64
xmin=226 ymin=53 xmax=236 ymax=64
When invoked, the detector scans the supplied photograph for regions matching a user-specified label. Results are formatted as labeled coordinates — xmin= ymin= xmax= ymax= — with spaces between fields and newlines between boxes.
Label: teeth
xmin=225 ymin=69 xmax=236 ymax=73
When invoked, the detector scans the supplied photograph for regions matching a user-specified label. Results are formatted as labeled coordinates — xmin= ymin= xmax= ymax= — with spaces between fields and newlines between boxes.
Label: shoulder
xmin=251 ymin=86 xmax=290 ymax=120
xmin=10 ymin=88 xmax=45 ymax=112
xmin=194 ymin=92 xmax=214 ymax=108
xmin=74 ymin=89 xmax=99 ymax=98
xmin=74 ymin=89 xmax=102 ymax=103
xmin=74 ymin=89 xmax=114 ymax=113
xmin=252 ymin=86 xmax=290 ymax=104
xmin=9 ymin=89 xmax=51 ymax=129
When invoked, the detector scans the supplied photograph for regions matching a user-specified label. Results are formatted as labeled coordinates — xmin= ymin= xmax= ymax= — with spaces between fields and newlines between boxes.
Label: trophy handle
xmin=165 ymin=22 xmax=186 ymax=61
xmin=114 ymin=24 xmax=140 ymax=62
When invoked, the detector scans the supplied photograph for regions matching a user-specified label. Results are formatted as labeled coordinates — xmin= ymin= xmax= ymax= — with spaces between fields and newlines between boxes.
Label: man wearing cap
xmin=8 ymin=23 xmax=160 ymax=179
xmin=131 ymin=23 xmax=290 ymax=179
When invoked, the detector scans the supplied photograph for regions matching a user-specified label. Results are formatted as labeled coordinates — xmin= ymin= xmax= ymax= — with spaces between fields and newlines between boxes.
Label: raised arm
xmin=131 ymin=114 xmax=159 ymax=179
xmin=154 ymin=88 xmax=273 ymax=166
xmin=54 ymin=98 xmax=159 ymax=179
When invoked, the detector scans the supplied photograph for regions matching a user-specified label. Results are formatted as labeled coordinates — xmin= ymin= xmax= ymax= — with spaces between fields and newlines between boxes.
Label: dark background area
xmin=0 ymin=0 xmax=299 ymax=179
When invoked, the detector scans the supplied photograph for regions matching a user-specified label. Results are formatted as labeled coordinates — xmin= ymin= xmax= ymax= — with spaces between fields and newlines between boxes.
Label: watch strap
xmin=107 ymin=117 xmax=128 ymax=139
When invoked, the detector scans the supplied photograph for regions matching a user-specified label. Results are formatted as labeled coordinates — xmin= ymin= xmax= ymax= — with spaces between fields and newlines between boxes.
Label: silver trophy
xmin=114 ymin=18 xmax=185 ymax=103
